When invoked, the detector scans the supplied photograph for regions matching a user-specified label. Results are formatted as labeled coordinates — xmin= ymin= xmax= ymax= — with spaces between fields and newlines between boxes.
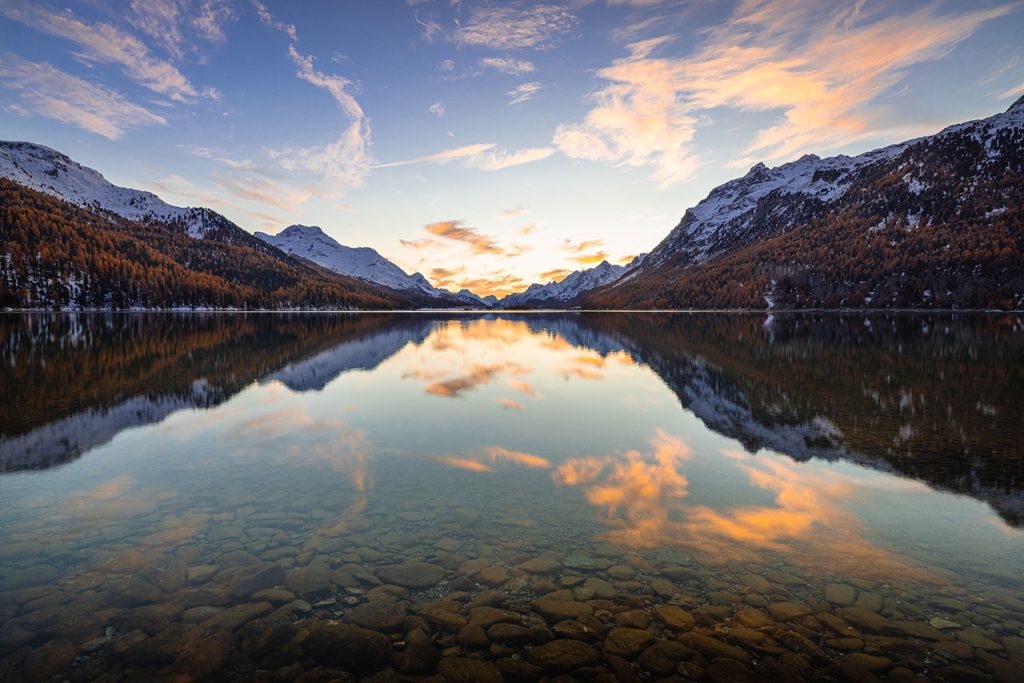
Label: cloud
xmin=571 ymin=252 xmax=609 ymax=265
xmin=479 ymin=57 xmax=536 ymax=75
xmin=428 ymin=100 xmax=445 ymax=116
xmin=252 ymin=0 xmax=297 ymax=41
xmin=213 ymin=173 xmax=320 ymax=212
xmin=376 ymin=142 xmax=554 ymax=171
xmin=540 ymin=268 xmax=573 ymax=282
xmin=195 ymin=0 xmax=236 ymax=42
xmin=147 ymin=172 xmax=234 ymax=209
xmin=0 ymin=54 xmax=166 ymax=138
xmin=268 ymin=46 xmax=371 ymax=191
xmin=1000 ymin=81 xmax=1024 ymax=100
xmin=430 ymin=455 xmax=494 ymax=472
xmin=554 ymin=1 xmax=1015 ymax=185
xmin=423 ymin=362 xmax=523 ymax=397
xmin=562 ymin=238 xmax=606 ymax=253
xmin=425 ymin=220 xmax=504 ymax=255
xmin=414 ymin=11 xmax=444 ymax=43
xmin=484 ymin=446 xmax=551 ymax=468
xmin=507 ymin=82 xmax=542 ymax=105
xmin=506 ymin=379 xmax=537 ymax=396
xmin=1 ymin=2 xmax=215 ymax=103
xmin=448 ymin=273 xmax=527 ymax=298
xmin=128 ymin=0 xmax=236 ymax=57
xmin=129 ymin=0 xmax=185 ymax=59
xmin=430 ymin=266 xmax=464 ymax=283
xmin=452 ymin=4 xmax=578 ymax=50
xmin=496 ymin=398 xmax=525 ymax=411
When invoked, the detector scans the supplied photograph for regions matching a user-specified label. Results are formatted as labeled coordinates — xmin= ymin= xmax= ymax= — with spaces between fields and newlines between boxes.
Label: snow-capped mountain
xmin=0 ymin=141 xmax=227 ymax=238
xmin=452 ymin=289 xmax=499 ymax=307
xmin=256 ymin=224 xmax=441 ymax=295
xmin=642 ymin=96 xmax=1024 ymax=270
xmin=587 ymin=96 xmax=1024 ymax=309
xmin=501 ymin=255 xmax=645 ymax=307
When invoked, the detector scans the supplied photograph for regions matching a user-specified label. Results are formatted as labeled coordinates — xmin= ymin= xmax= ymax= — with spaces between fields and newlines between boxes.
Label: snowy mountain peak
xmin=636 ymin=101 xmax=1024 ymax=272
xmin=279 ymin=224 xmax=326 ymax=237
xmin=500 ymin=255 xmax=646 ymax=307
xmin=255 ymin=225 xmax=441 ymax=296
xmin=0 ymin=140 xmax=218 ymax=238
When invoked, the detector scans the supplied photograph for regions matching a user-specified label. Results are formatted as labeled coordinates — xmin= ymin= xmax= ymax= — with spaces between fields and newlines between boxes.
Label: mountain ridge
xmin=584 ymin=97 xmax=1024 ymax=310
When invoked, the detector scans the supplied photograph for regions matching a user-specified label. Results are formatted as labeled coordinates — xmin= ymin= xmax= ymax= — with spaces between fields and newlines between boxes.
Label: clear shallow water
xmin=0 ymin=312 xmax=1022 ymax=682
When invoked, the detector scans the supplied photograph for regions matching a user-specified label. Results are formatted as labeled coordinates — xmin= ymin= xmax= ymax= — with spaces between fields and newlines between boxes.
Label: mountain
xmin=0 ymin=314 xmax=434 ymax=471
xmin=0 ymin=141 xmax=233 ymax=240
xmin=500 ymin=255 xmax=645 ymax=307
xmin=453 ymin=289 xmax=498 ymax=307
xmin=585 ymin=97 xmax=1024 ymax=310
xmin=256 ymin=224 xmax=440 ymax=295
xmin=0 ymin=141 xmax=464 ymax=310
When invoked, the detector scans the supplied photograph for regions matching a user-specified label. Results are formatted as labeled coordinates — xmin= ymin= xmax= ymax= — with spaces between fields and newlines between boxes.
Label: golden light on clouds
xmin=554 ymin=2 xmax=1014 ymax=184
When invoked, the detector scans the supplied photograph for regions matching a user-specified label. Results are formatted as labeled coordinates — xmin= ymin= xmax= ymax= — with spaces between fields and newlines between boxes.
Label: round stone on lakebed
xmin=527 ymin=639 xmax=601 ymax=670
xmin=376 ymin=561 xmax=446 ymax=588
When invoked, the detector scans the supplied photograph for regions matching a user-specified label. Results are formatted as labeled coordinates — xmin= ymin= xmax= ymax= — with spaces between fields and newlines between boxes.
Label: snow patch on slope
xmin=0 ymin=141 xmax=220 ymax=238
xmin=255 ymin=225 xmax=441 ymax=295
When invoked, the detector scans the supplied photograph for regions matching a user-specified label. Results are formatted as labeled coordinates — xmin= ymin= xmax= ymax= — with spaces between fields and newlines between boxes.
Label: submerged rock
xmin=376 ymin=562 xmax=446 ymax=588
xmin=527 ymin=638 xmax=601 ymax=670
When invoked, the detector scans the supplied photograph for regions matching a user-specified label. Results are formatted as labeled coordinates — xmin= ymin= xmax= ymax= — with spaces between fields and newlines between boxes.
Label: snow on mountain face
xmin=255 ymin=225 xmax=439 ymax=295
xmin=502 ymin=255 xmax=646 ymax=306
xmin=0 ymin=140 xmax=220 ymax=238
xmin=640 ymin=96 xmax=1024 ymax=272
xmin=451 ymin=289 xmax=498 ymax=307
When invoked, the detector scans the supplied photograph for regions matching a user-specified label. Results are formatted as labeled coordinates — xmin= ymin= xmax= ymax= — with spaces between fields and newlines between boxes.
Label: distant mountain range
xmin=501 ymin=256 xmax=645 ymax=307
xmin=2 ymin=96 xmax=1022 ymax=310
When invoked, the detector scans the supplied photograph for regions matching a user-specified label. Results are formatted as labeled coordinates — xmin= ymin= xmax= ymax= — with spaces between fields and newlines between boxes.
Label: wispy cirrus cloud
xmin=507 ymin=82 xmax=542 ymax=105
xmin=265 ymin=45 xmax=371 ymax=191
xmin=0 ymin=53 xmax=167 ymax=139
xmin=375 ymin=142 xmax=554 ymax=171
xmin=1 ymin=2 xmax=218 ymax=103
xmin=127 ymin=0 xmax=236 ymax=60
xmin=479 ymin=57 xmax=536 ymax=75
xmin=554 ymin=0 xmax=1016 ymax=185
xmin=428 ymin=100 xmax=445 ymax=117
xmin=450 ymin=4 xmax=578 ymax=50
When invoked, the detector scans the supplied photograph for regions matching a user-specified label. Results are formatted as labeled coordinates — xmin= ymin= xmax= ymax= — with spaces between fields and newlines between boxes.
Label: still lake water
xmin=1 ymin=312 xmax=1022 ymax=682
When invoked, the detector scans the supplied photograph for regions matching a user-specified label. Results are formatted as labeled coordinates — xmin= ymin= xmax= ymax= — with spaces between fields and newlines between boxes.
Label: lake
xmin=1 ymin=312 xmax=1022 ymax=682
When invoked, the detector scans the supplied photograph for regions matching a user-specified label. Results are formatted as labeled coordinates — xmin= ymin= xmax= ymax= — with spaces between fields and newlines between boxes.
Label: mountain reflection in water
xmin=2 ymin=312 xmax=1023 ymax=682
xmin=2 ymin=312 xmax=1021 ymax=526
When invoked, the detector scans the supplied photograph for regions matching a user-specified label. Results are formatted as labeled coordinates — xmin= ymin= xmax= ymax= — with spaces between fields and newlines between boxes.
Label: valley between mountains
xmin=2 ymin=97 xmax=1022 ymax=311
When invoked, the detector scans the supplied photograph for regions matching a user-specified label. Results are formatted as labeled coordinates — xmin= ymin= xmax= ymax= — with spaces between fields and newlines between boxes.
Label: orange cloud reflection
xmin=554 ymin=432 xmax=938 ymax=581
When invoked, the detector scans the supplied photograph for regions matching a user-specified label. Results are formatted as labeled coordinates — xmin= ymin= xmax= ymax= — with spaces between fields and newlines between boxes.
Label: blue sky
xmin=1 ymin=0 xmax=1022 ymax=296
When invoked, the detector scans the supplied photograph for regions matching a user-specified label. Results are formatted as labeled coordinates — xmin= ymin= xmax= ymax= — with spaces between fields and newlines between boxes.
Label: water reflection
xmin=3 ymin=312 xmax=1021 ymax=527
xmin=1 ymin=312 xmax=1023 ymax=680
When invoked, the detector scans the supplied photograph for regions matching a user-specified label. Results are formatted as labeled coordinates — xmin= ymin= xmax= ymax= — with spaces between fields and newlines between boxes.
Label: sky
xmin=1 ymin=0 xmax=1022 ymax=297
